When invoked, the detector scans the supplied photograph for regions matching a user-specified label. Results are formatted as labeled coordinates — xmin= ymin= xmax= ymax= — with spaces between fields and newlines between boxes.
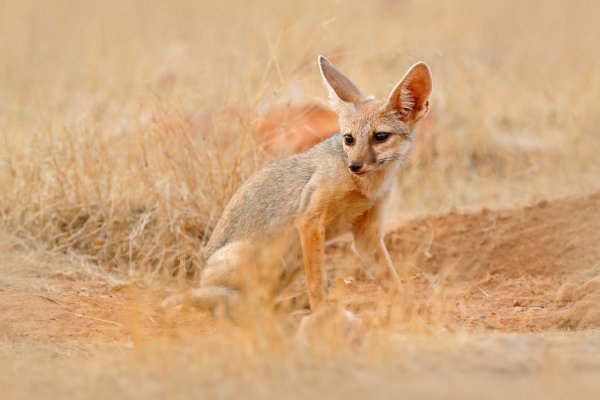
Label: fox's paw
xmin=296 ymin=306 xmax=362 ymax=345
xmin=160 ymin=293 xmax=186 ymax=309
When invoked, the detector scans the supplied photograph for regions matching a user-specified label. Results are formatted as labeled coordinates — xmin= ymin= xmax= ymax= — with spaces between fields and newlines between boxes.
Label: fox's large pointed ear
xmin=386 ymin=62 xmax=432 ymax=123
xmin=318 ymin=55 xmax=365 ymax=108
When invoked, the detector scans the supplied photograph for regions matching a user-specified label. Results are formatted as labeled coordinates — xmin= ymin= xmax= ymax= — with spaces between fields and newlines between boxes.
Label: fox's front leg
xmin=351 ymin=195 xmax=404 ymax=296
xmin=295 ymin=215 xmax=328 ymax=310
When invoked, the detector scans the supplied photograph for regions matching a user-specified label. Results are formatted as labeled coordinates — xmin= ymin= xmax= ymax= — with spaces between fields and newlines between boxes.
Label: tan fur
xmin=163 ymin=56 xmax=433 ymax=313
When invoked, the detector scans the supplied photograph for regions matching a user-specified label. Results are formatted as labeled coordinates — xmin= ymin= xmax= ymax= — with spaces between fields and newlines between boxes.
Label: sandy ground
xmin=1 ymin=193 xmax=600 ymax=399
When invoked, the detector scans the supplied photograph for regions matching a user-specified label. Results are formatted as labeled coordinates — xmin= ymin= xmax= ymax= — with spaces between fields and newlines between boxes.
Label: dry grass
xmin=1 ymin=0 xmax=600 ymax=398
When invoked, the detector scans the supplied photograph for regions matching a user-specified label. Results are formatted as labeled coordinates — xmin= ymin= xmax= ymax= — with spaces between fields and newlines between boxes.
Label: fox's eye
xmin=373 ymin=132 xmax=390 ymax=143
xmin=343 ymin=134 xmax=355 ymax=145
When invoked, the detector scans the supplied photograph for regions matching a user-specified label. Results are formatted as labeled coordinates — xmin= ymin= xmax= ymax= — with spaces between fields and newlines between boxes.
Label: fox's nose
xmin=348 ymin=162 xmax=363 ymax=173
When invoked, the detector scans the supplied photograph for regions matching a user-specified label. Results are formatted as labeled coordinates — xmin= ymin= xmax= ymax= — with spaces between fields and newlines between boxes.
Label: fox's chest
xmin=324 ymin=191 xmax=375 ymax=239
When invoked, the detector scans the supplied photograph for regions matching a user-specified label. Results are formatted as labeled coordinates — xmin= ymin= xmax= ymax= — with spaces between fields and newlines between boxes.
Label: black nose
xmin=349 ymin=162 xmax=363 ymax=172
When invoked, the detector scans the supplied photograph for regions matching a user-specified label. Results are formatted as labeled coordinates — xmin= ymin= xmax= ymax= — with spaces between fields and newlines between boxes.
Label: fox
xmin=163 ymin=56 xmax=432 ymax=315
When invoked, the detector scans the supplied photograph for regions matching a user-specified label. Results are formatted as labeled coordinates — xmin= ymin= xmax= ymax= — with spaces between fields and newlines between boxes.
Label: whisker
xmin=377 ymin=152 xmax=413 ymax=166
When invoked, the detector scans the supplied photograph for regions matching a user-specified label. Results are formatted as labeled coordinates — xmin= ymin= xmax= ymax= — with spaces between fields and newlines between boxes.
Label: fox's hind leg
xmin=162 ymin=240 xmax=282 ymax=313
xmin=161 ymin=241 xmax=251 ymax=313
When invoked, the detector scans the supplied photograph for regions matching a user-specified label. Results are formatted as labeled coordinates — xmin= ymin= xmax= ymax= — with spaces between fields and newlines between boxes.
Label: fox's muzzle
xmin=348 ymin=161 xmax=363 ymax=173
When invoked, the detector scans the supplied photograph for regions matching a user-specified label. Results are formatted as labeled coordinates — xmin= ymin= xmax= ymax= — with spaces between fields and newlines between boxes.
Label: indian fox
xmin=164 ymin=56 xmax=432 ymax=313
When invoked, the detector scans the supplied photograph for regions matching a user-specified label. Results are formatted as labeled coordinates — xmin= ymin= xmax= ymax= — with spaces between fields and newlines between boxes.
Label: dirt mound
xmin=328 ymin=192 xmax=600 ymax=331
xmin=1 ymin=193 xmax=599 ymax=343
xmin=386 ymin=193 xmax=600 ymax=279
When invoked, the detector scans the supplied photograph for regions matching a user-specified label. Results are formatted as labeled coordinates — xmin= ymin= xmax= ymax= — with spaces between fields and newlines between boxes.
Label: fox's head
xmin=318 ymin=56 xmax=432 ymax=176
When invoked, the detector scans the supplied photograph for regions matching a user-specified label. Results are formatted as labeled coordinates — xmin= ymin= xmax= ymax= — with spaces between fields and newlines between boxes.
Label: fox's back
xmin=204 ymin=134 xmax=347 ymax=258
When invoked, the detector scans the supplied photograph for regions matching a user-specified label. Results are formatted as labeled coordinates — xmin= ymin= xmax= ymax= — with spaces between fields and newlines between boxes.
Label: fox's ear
xmin=386 ymin=62 xmax=432 ymax=123
xmin=318 ymin=55 xmax=365 ymax=108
